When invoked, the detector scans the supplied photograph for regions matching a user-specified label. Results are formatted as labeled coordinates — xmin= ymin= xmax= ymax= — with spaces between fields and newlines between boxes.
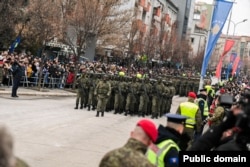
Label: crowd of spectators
xmin=1 ymin=51 xmax=247 ymax=89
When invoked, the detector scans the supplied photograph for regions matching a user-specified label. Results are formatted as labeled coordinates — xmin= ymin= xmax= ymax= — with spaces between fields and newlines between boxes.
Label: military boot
xmin=124 ymin=110 xmax=128 ymax=116
xmin=101 ymin=111 xmax=104 ymax=117
xmin=114 ymin=109 xmax=118 ymax=114
xmin=96 ymin=111 xmax=100 ymax=117
xmin=155 ymin=113 xmax=159 ymax=119
xmin=141 ymin=112 xmax=145 ymax=117
xmin=74 ymin=104 xmax=79 ymax=109
xmin=80 ymin=104 xmax=83 ymax=109
xmin=87 ymin=105 xmax=91 ymax=111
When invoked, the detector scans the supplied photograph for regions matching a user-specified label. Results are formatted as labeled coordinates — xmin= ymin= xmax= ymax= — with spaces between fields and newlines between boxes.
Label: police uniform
xmin=196 ymin=89 xmax=209 ymax=121
xmin=147 ymin=114 xmax=188 ymax=167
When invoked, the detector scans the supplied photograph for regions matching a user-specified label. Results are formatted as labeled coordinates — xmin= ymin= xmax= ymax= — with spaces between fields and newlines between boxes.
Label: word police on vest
xmin=182 ymin=154 xmax=246 ymax=163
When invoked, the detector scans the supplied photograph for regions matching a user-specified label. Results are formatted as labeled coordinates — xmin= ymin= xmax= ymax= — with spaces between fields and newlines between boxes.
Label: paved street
xmin=1 ymin=94 xmax=186 ymax=167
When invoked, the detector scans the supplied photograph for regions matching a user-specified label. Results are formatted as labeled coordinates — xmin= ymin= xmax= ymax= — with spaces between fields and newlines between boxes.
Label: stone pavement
xmin=1 ymin=95 xmax=187 ymax=167
xmin=0 ymin=86 xmax=76 ymax=97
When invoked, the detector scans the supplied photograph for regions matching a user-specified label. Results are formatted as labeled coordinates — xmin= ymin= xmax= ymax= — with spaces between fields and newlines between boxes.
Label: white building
xmin=190 ymin=2 xmax=213 ymax=57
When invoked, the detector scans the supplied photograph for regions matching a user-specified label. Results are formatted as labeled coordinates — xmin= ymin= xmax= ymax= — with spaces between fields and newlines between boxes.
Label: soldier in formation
xmin=73 ymin=72 xmax=200 ymax=118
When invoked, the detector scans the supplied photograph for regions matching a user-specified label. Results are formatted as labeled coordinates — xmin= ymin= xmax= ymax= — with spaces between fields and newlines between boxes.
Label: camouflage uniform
xmin=94 ymin=76 xmax=111 ymax=117
xmin=16 ymin=157 xmax=29 ymax=167
xmin=125 ymin=78 xmax=139 ymax=116
xmin=151 ymin=79 xmax=164 ymax=119
xmin=74 ymin=75 xmax=85 ymax=109
xmin=138 ymin=78 xmax=151 ymax=117
xmin=113 ymin=78 xmax=120 ymax=114
xmin=87 ymin=74 xmax=96 ymax=111
xmin=208 ymin=106 xmax=224 ymax=128
xmin=99 ymin=138 xmax=154 ymax=167
xmin=82 ymin=75 xmax=90 ymax=108
xmin=161 ymin=81 xmax=170 ymax=115
xmin=168 ymin=81 xmax=176 ymax=113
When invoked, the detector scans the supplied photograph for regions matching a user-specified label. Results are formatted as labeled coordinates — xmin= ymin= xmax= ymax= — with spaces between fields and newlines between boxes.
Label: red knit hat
xmin=137 ymin=119 xmax=158 ymax=142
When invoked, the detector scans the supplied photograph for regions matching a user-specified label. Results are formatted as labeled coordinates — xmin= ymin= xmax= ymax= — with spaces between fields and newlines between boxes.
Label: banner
xmin=200 ymin=0 xmax=233 ymax=77
xmin=9 ymin=36 xmax=21 ymax=53
xmin=236 ymin=60 xmax=243 ymax=76
xmin=215 ymin=39 xmax=235 ymax=78
xmin=226 ymin=52 xmax=237 ymax=79
xmin=231 ymin=56 xmax=240 ymax=76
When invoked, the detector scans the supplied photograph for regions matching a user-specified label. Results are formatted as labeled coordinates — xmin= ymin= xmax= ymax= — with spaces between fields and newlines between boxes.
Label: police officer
xmin=176 ymin=92 xmax=202 ymax=148
xmin=147 ymin=114 xmax=190 ymax=167
xmin=94 ymin=75 xmax=111 ymax=117
xmin=196 ymin=89 xmax=209 ymax=121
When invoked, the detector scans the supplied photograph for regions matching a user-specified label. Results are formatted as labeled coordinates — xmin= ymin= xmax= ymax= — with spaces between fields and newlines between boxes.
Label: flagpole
xmin=223 ymin=0 xmax=234 ymax=82
xmin=198 ymin=0 xmax=216 ymax=91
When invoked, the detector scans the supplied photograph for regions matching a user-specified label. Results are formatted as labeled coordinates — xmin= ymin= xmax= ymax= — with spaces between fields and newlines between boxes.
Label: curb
xmin=0 ymin=91 xmax=76 ymax=97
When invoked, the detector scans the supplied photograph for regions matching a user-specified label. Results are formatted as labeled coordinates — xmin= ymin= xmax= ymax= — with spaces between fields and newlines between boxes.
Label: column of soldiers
xmin=74 ymin=73 xmax=200 ymax=118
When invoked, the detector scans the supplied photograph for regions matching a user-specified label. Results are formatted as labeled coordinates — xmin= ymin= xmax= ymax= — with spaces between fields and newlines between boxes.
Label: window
xmin=193 ymin=14 xmax=200 ymax=20
xmin=191 ymin=38 xmax=194 ymax=43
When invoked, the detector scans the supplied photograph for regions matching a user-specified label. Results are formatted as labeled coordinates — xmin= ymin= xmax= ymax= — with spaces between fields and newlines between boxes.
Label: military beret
xmin=188 ymin=92 xmax=197 ymax=99
xmin=165 ymin=113 xmax=186 ymax=125
xmin=137 ymin=119 xmax=158 ymax=142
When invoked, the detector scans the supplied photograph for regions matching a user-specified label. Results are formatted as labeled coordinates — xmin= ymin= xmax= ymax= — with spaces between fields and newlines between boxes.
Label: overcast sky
xmin=195 ymin=0 xmax=250 ymax=36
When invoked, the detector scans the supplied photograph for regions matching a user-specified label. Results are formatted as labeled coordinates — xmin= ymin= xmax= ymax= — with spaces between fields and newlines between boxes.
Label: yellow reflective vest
xmin=180 ymin=102 xmax=199 ymax=128
xmin=205 ymin=85 xmax=215 ymax=98
xmin=147 ymin=139 xmax=180 ymax=167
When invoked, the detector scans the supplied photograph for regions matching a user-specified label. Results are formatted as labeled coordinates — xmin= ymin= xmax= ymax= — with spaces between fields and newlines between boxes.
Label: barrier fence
xmin=4 ymin=73 xmax=71 ymax=89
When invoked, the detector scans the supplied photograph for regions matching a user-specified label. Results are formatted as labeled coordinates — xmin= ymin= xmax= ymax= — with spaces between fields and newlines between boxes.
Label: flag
xmin=231 ymin=56 xmax=240 ymax=76
xmin=230 ymin=52 xmax=237 ymax=62
xmin=225 ymin=52 xmax=237 ymax=79
xmin=236 ymin=60 xmax=242 ymax=76
xmin=215 ymin=39 xmax=235 ymax=78
xmin=201 ymin=0 xmax=233 ymax=77
xmin=9 ymin=36 xmax=21 ymax=53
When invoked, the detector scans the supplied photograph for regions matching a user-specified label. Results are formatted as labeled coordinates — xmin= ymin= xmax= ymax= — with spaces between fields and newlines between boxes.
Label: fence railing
xmin=4 ymin=73 xmax=72 ymax=89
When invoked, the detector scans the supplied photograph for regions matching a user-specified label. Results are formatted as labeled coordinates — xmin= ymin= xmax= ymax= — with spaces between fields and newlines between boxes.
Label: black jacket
xmin=155 ymin=125 xmax=190 ymax=167
xmin=10 ymin=63 xmax=23 ymax=78
xmin=188 ymin=111 xmax=243 ymax=151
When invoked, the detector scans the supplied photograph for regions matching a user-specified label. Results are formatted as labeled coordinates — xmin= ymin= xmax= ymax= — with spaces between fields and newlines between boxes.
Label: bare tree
xmin=58 ymin=0 xmax=132 ymax=86
xmin=22 ymin=0 xmax=62 ymax=89
xmin=0 ymin=0 xmax=28 ymax=49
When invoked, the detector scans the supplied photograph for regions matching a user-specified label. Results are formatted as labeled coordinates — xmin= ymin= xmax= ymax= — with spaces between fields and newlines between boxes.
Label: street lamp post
xmin=230 ymin=19 xmax=248 ymax=36
xmin=227 ymin=19 xmax=247 ymax=36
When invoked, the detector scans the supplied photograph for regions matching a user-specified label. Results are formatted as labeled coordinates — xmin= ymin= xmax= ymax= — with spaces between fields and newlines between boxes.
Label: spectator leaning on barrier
xmin=99 ymin=119 xmax=157 ymax=167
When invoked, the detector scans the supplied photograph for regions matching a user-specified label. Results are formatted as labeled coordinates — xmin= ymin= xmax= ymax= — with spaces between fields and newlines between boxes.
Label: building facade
xmin=173 ymin=0 xmax=195 ymax=39
xmin=190 ymin=2 xmax=213 ymax=58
